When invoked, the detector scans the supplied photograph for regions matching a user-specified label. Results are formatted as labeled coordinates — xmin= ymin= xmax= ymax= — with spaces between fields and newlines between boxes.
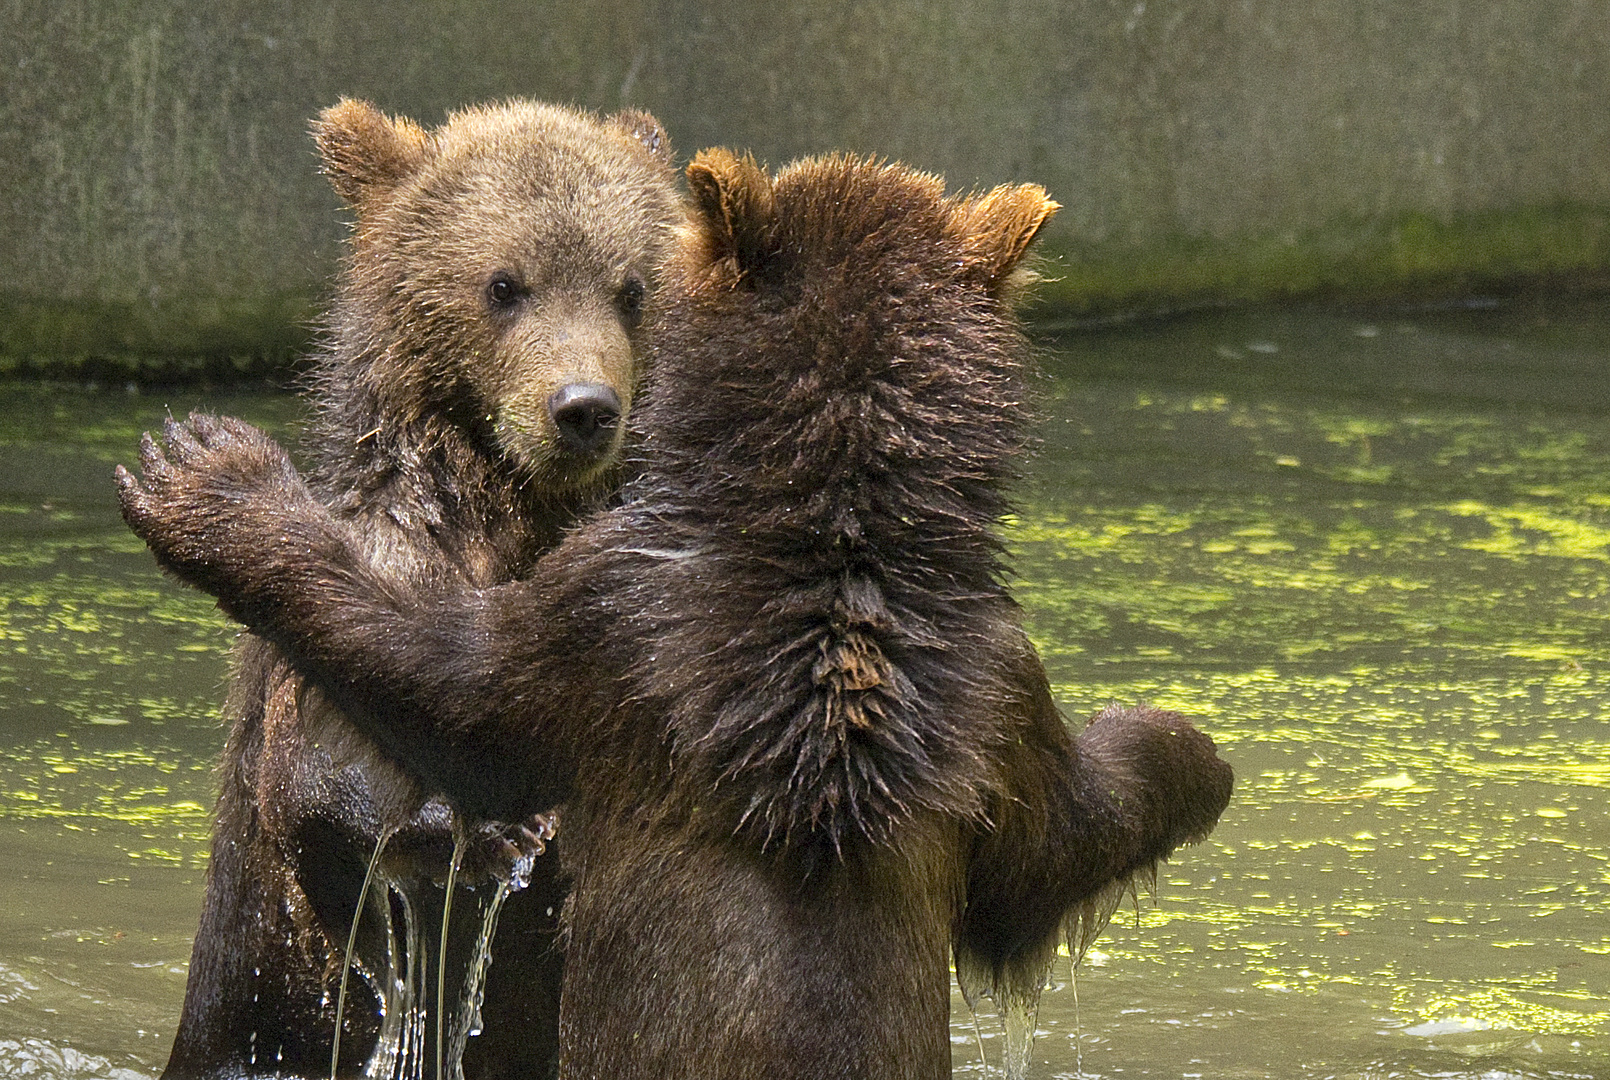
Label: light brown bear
xmin=125 ymin=151 xmax=1232 ymax=1080
xmin=158 ymin=98 xmax=681 ymax=1080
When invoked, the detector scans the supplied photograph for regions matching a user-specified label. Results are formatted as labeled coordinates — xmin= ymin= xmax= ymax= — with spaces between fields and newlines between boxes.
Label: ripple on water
xmin=0 ymin=1038 xmax=151 ymax=1080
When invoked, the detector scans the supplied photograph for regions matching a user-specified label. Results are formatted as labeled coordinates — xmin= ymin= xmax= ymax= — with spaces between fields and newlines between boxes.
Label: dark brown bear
xmin=155 ymin=99 xmax=681 ymax=1079
xmin=120 ymin=152 xmax=1232 ymax=1079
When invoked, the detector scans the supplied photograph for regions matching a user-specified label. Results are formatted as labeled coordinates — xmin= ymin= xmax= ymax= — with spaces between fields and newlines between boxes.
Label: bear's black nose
xmin=548 ymin=383 xmax=622 ymax=457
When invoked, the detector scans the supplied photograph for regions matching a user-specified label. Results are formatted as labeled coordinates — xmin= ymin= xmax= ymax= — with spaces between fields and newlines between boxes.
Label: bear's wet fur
xmin=157 ymin=98 xmax=681 ymax=1079
xmin=121 ymin=151 xmax=1232 ymax=1078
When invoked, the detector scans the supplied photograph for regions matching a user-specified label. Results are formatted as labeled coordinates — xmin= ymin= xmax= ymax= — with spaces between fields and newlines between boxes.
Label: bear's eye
xmin=487 ymin=273 xmax=524 ymax=309
xmin=617 ymin=274 xmax=646 ymax=329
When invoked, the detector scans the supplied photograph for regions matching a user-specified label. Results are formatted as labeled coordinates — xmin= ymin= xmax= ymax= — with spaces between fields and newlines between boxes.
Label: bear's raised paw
xmin=115 ymin=413 xmax=322 ymax=615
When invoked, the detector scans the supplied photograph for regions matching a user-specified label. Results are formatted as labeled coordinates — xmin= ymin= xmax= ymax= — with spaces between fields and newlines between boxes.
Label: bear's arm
xmin=954 ymin=633 xmax=1232 ymax=1004
xmin=116 ymin=414 xmax=590 ymax=819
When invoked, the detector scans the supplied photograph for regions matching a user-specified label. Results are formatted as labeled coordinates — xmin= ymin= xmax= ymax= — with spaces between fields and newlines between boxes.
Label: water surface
xmin=2 ymin=300 xmax=1607 ymax=1078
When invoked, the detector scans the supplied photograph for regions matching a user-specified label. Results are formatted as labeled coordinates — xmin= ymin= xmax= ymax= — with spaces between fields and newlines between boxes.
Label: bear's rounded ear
xmin=608 ymin=109 xmax=674 ymax=168
xmin=685 ymin=149 xmax=777 ymax=278
xmin=312 ymin=99 xmax=430 ymax=206
xmin=947 ymin=184 xmax=1060 ymax=296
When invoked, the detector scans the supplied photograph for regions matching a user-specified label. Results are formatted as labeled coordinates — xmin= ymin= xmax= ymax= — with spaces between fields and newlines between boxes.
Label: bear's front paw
xmin=462 ymin=810 xmax=560 ymax=892
xmin=1082 ymin=703 xmax=1233 ymax=854
xmin=115 ymin=413 xmax=306 ymax=586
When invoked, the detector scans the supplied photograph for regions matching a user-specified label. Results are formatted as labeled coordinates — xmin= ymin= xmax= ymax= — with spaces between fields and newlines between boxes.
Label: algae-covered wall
xmin=4 ymin=1 xmax=1608 ymax=370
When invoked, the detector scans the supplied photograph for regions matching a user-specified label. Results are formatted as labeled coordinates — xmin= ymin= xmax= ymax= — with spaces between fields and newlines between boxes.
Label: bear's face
xmin=315 ymin=99 xmax=682 ymax=492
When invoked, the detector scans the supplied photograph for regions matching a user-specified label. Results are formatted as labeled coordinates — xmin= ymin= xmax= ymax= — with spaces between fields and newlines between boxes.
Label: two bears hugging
xmin=118 ymin=99 xmax=1232 ymax=1080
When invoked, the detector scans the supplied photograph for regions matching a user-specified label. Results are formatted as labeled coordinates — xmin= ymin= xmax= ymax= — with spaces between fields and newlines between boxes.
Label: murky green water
xmin=3 ymin=300 xmax=1609 ymax=1079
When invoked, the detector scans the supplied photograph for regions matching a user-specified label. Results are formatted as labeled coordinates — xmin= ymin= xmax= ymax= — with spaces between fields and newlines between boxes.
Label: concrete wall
xmin=4 ymin=1 xmax=1609 ymax=368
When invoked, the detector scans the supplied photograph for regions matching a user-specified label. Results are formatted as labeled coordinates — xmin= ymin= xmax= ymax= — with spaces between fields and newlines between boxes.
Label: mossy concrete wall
xmin=4 ymin=1 xmax=1609 ymax=371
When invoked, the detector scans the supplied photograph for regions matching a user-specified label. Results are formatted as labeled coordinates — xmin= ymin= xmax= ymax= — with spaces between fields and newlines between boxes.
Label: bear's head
xmin=313 ymin=98 xmax=682 ymax=493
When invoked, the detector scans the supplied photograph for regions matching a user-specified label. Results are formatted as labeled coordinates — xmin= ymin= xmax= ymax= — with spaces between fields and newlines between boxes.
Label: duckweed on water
xmin=7 ymin=303 xmax=1610 ymax=1077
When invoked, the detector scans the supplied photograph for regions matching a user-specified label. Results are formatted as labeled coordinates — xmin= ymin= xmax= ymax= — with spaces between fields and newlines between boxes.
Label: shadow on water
xmin=3 ymin=296 xmax=1609 ymax=1078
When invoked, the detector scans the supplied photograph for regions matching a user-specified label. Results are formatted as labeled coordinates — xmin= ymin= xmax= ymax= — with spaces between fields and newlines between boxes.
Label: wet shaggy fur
xmin=155 ymin=98 xmax=681 ymax=1079
xmin=121 ymin=152 xmax=1232 ymax=1079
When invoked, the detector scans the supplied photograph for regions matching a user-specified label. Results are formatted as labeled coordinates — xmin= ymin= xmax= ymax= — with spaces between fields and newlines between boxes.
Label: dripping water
xmin=1065 ymin=875 xmax=1127 ymax=969
xmin=327 ymin=833 xmax=437 ymax=1080
xmin=333 ymin=826 xmax=397 ymax=1080
xmin=362 ymin=883 xmax=428 ymax=1080
xmin=445 ymin=835 xmax=536 ymax=1078
xmin=360 ymin=886 xmax=408 ymax=1080
xmin=970 ymin=1007 xmax=989 ymax=1076
xmin=1001 ymin=991 xmax=1037 ymax=1080
xmin=953 ymin=947 xmax=1042 ymax=1079
xmin=1054 ymin=861 xmax=1162 ymax=1080
xmin=442 ymin=875 xmax=519 ymax=1075
xmin=954 ymin=950 xmax=986 ymax=1074
xmin=326 ymin=822 xmax=544 ymax=1080
xmin=399 ymin=887 xmax=429 ymax=1079
xmin=435 ymin=830 xmax=467 ymax=1080
xmin=443 ymin=880 xmax=507 ymax=1075
xmin=950 ymin=864 xmax=1159 ymax=1080
xmin=1069 ymin=959 xmax=1082 ymax=1080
